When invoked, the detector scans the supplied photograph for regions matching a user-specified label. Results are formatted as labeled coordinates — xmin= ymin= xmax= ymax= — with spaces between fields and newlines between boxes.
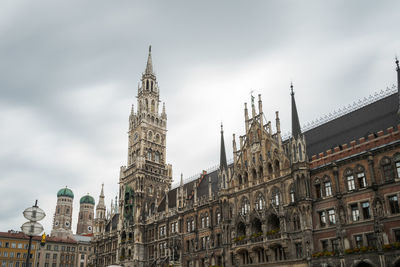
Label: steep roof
xmin=304 ymin=92 xmax=399 ymax=158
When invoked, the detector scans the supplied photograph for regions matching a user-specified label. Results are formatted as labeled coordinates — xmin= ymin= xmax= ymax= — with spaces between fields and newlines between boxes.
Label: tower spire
xmin=396 ymin=57 xmax=400 ymax=116
xmin=220 ymin=123 xmax=228 ymax=170
xmin=291 ymin=82 xmax=302 ymax=138
xmin=145 ymin=45 xmax=153 ymax=75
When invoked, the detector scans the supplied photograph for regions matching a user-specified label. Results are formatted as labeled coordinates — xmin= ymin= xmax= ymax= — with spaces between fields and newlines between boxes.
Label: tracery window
xmin=240 ymin=197 xmax=250 ymax=215
xmin=255 ymin=193 xmax=265 ymax=210
xmin=271 ymin=188 xmax=280 ymax=206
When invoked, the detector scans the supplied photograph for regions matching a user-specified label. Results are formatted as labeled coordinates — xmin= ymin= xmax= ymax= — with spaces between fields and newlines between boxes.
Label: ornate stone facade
xmin=92 ymin=50 xmax=400 ymax=267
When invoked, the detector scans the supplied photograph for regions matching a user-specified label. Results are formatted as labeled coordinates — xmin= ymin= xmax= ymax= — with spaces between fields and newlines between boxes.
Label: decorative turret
xmin=94 ymin=184 xmax=106 ymax=235
xmin=219 ymin=124 xmax=229 ymax=190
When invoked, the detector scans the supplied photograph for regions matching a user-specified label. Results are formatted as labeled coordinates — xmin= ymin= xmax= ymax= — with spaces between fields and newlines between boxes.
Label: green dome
xmin=80 ymin=195 xmax=95 ymax=205
xmin=57 ymin=187 xmax=74 ymax=198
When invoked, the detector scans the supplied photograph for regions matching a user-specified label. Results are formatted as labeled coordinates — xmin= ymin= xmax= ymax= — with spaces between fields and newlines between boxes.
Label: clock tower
xmin=118 ymin=46 xmax=172 ymax=267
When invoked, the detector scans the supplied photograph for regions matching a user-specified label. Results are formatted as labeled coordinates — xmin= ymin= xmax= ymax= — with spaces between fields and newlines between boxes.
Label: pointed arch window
xmin=298 ymin=143 xmax=303 ymax=161
xmin=255 ymin=193 xmax=265 ymax=210
xmin=289 ymin=184 xmax=295 ymax=203
xmin=293 ymin=144 xmax=297 ymax=161
xmin=271 ymin=188 xmax=280 ymax=206
xmin=240 ymin=197 xmax=250 ymax=215
xmin=146 ymin=80 xmax=149 ymax=90
xmin=314 ymin=178 xmax=322 ymax=199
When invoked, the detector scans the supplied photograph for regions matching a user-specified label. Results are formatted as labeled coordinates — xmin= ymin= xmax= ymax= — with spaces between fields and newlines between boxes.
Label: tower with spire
xmin=218 ymin=123 xmax=229 ymax=190
xmin=94 ymin=184 xmax=106 ymax=236
xmin=119 ymin=46 xmax=172 ymax=266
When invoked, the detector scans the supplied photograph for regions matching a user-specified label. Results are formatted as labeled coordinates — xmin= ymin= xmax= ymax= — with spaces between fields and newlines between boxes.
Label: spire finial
xmin=145 ymin=45 xmax=154 ymax=75
xmin=290 ymin=82 xmax=294 ymax=95
xmin=220 ymin=123 xmax=228 ymax=171
xmin=221 ymin=122 xmax=223 ymax=132
xmin=291 ymin=83 xmax=302 ymax=138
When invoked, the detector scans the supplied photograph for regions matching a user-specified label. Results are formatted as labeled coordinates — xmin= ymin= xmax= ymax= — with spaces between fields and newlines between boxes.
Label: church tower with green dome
xmin=51 ymin=186 xmax=74 ymax=239
xmin=76 ymin=194 xmax=95 ymax=235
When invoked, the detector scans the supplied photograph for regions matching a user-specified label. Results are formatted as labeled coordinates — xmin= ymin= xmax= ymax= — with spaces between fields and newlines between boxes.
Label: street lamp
xmin=21 ymin=200 xmax=46 ymax=267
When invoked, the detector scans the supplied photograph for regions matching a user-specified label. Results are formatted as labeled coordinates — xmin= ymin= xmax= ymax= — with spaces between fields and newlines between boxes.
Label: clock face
xmin=88 ymin=226 xmax=92 ymax=232
xmin=65 ymin=221 xmax=70 ymax=227
xmin=55 ymin=221 xmax=59 ymax=226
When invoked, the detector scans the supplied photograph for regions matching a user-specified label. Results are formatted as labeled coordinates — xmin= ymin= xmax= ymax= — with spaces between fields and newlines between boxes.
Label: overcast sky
xmin=1 ymin=1 xmax=399 ymax=234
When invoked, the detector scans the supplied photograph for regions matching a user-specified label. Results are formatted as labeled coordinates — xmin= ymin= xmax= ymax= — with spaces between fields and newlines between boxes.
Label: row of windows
xmin=0 ymin=252 xmax=29 ymax=259
xmin=43 ymin=245 xmax=75 ymax=252
xmin=239 ymin=190 xmax=281 ymax=215
xmin=41 ymin=253 xmax=74 ymax=261
xmin=0 ymin=242 xmax=33 ymax=249
xmin=186 ymin=211 xmax=221 ymax=232
xmin=1 ymin=262 xmax=31 ymax=267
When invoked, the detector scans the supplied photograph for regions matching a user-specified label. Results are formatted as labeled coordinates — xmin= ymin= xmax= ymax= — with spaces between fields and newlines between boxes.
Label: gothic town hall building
xmin=91 ymin=48 xmax=400 ymax=267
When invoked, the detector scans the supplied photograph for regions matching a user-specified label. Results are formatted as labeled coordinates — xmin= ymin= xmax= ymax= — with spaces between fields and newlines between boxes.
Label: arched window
xmin=289 ymin=184 xmax=295 ymax=203
xmin=355 ymin=165 xmax=367 ymax=189
xmin=146 ymin=80 xmax=149 ymax=90
xmin=314 ymin=178 xmax=322 ymax=198
xmin=293 ymin=214 xmax=300 ymax=231
xmin=252 ymin=169 xmax=257 ymax=180
xmin=255 ymin=193 xmax=265 ymax=210
xmin=241 ymin=197 xmax=250 ymax=215
xmin=151 ymin=100 xmax=155 ymax=113
xmin=293 ymin=144 xmax=297 ymax=161
xmin=268 ymin=163 xmax=273 ymax=176
xmin=238 ymin=174 xmax=243 ymax=185
xmin=216 ymin=210 xmax=221 ymax=225
xmin=147 ymin=150 xmax=152 ymax=160
xmin=244 ymin=172 xmax=249 ymax=184
xmin=145 ymin=99 xmax=149 ymax=112
xmin=271 ymin=188 xmax=280 ymax=206
xmin=381 ymin=157 xmax=393 ymax=182
xmin=323 ymin=176 xmax=332 ymax=197
xmin=151 ymin=81 xmax=153 ymax=91
xmin=274 ymin=160 xmax=280 ymax=177
xmin=298 ymin=144 xmax=303 ymax=161
xmin=258 ymin=166 xmax=263 ymax=179
xmin=344 ymin=169 xmax=355 ymax=191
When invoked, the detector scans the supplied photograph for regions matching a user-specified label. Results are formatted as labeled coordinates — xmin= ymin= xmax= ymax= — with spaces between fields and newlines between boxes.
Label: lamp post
xmin=21 ymin=200 xmax=46 ymax=267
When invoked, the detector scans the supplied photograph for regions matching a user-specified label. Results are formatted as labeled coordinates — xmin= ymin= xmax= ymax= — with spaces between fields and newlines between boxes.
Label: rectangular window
xmin=191 ymin=220 xmax=195 ymax=231
xmin=319 ymin=211 xmax=326 ymax=227
xmin=17 ymin=244 xmax=22 ymax=249
xmin=217 ymin=213 xmax=221 ymax=224
xmin=321 ymin=240 xmax=328 ymax=251
xmin=328 ymin=209 xmax=336 ymax=224
xmin=361 ymin=202 xmax=371 ymax=219
xmin=52 ymin=264 xmax=56 ymax=267
xmin=347 ymin=175 xmax=355 ymax=191
xmin=46 ymin=245 xmax=51 ymax=250
xmin=3 ymin=252 xmax=7 ymax=257
xmin=53 ymin=245 xmax=58 ymax=251
xmin=206 ymin=216 xmax=209 ymax=227
xmin=201 ymin=217 xmax=205 ymax=228
xmin=53 ymin=254 xmax=57 ymax=259
xmin=351 ymin=204 xmax=360 ymax=221
xmin=357 ymin=172 xmax=367 ymax=188
xmin=17 ymin=254 xmax=20 ymax=259
xmin=366 ymin=233 xmax=376 ymax=247
xmin=45 ymin=254 xmax=50 ymax=259
xmin=324 ymin=181 xmax=332 ymax=197
xmin=354 ymin=234 xmax=363 ymax=248
xmin=389 ymin=195 xmax=400 ymax=214
xmin=187 ymin=221 xmax=190 ymax=232
xmin=11 ymin=243 xmax=16 ymax=248
xmin=10 ymin=252 xmax=14 ymax=258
